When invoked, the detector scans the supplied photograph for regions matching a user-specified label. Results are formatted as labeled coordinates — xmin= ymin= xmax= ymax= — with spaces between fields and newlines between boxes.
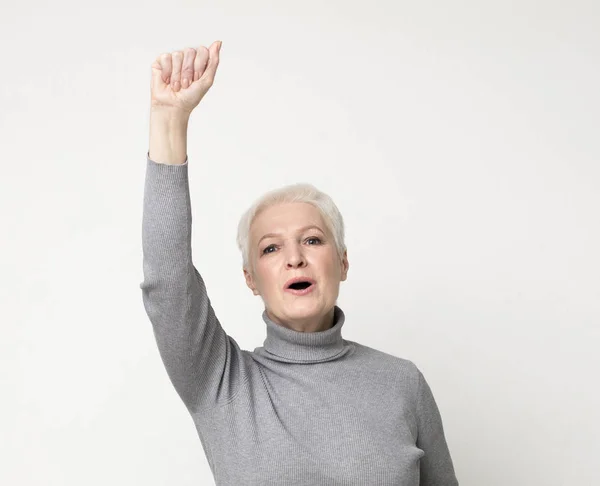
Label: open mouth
xmin=285 ymin=280 xmax=314 ymax=295
xmin=288 ymin=281 xmax=313 ymax=290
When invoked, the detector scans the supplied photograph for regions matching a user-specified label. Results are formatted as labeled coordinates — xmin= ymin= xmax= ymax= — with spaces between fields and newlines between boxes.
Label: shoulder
xmin=346 ymin=339 xmax=421 ymax=387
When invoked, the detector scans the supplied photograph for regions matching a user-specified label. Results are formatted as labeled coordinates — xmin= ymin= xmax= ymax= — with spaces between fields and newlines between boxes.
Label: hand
xmin=150 ymin=41 xmax=222 ymax=115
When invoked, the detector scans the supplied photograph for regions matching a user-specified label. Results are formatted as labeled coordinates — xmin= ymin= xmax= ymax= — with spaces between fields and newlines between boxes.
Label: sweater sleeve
xmin=139 ymin=154 xmax=247 ymax=414
xmin=416 ymin=368 xmax=459 ymax=485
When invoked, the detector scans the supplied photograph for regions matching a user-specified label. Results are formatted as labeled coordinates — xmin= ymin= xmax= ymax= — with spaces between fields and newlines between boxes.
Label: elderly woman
xmin=141 ymin=41 xmax=459 ymax=486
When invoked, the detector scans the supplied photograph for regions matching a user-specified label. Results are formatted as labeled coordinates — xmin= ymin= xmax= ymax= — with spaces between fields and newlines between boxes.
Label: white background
xmin=1 ymin=1 xmax=598 ymax=484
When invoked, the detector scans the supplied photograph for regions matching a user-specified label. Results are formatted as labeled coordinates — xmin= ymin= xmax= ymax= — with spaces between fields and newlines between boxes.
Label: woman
xmin=141 ymin=41 xmax=459 ymax=485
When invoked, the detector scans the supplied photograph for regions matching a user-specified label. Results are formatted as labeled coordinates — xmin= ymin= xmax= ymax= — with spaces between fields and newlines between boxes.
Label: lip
xmin=285 ymin=284 xmax=316 ymax=296
xmin=284 ymin=277 xmax=316 ymax=295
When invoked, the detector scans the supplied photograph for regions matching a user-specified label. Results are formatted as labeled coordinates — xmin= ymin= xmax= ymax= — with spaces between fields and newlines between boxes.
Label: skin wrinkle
xmin=243 ymin=202 xmax=349 ymax=334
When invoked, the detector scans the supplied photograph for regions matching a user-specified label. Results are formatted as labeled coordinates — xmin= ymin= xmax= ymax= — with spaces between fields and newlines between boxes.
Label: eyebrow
xmin=258 ymin=225 xmax=325 ymax=246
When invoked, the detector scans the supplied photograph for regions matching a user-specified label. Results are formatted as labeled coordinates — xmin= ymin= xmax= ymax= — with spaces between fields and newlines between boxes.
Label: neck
xmin=257 ymin=304 xmax=350 ymax=363
xmin=265 ymin=305 xmax=335 ymax=333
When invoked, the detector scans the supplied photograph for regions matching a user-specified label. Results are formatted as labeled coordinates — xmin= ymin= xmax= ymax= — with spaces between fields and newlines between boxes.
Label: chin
xmin=284 ymin=300 xmax=323 ymax=315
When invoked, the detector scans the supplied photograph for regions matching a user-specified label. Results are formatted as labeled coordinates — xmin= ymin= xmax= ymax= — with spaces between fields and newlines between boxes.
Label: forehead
xmin=252 ymin=202 xmax=325 ymax=236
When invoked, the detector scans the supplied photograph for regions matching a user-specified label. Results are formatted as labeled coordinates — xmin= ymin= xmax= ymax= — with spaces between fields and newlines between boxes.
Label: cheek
xmin=323 ymin=250 xmax=339 ymax=269
xmin=254 ymin=262 xmax=278 ymax=290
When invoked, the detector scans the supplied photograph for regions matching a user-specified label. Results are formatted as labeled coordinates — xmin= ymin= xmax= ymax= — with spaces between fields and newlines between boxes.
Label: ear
xmin=340 ymin=250 xmax=349 ymax=282
xmin=243 ymin=267 xmax=260 ymax=296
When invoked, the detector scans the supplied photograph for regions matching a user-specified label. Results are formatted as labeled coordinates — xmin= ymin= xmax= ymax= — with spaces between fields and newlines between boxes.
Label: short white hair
xmin=237 ymin=182 xmax=347 ymax=276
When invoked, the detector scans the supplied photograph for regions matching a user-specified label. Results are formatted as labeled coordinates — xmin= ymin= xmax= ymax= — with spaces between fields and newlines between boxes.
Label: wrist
xmin=148 ymin=109 xmax=189 ymax=165
xmin=150 ymin=106 xmax=190 ymax=125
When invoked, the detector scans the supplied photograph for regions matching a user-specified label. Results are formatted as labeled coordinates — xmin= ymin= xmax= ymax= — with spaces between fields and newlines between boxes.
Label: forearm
xmin=148 ymin=108 xmax=190 ymax=165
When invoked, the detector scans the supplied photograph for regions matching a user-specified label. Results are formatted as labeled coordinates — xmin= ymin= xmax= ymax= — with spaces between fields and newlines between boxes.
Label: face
xmin=243 ymin=202 xmax=349 ymax=332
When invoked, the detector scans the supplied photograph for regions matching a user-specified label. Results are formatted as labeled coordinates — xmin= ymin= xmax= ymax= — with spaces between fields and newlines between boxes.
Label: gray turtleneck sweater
xmin=140 ymin=155 xmax=459 ymax=485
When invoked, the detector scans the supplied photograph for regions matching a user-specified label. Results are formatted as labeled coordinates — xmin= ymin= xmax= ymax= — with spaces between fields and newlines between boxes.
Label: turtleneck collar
xmin=253 ymin=305 xmax=353 ymax=363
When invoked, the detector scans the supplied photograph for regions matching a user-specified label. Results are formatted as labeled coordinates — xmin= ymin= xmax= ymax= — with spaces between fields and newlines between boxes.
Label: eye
xmin=262 ymin=245 xmax=276 ymax=255
xmin=261 ymin=236 xmax=322 ymax=255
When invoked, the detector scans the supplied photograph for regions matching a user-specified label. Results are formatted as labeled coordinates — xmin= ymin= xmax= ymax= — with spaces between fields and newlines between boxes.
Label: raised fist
xmin=150 ymin=41 xmax=221 ymax=115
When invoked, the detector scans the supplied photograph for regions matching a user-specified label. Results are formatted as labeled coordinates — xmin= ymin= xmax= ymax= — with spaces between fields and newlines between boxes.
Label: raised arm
xmin=140 ymin=41 xmax=247 ymax=414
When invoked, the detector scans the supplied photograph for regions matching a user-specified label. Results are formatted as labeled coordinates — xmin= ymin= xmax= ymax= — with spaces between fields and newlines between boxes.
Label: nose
xmin=285 ymin=243 xmax=306 ymax=269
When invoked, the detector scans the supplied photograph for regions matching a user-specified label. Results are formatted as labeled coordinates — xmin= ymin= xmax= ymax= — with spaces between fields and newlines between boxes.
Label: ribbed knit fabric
xmin=140 ymin=155 xmax=459 ymax=486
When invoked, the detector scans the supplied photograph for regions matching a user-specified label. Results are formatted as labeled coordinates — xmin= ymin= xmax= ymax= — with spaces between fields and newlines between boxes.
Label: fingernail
xmin=174 ymin=80 xmax=180 ymax=91
xmin=182 ymin=78 xmax=189 ymax=88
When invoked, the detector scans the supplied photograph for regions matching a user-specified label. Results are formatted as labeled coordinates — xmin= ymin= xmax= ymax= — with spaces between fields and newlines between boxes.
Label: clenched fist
xmin=150 ymin=41 xmax=222 ymax=115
